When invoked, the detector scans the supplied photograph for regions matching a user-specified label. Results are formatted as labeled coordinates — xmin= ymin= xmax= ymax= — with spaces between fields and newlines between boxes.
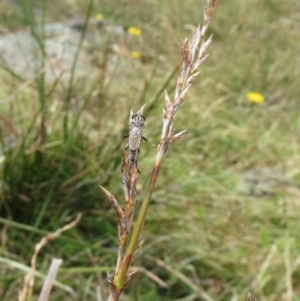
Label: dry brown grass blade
xmin=130 ymin=266 xmax=168 ymax=288
xmin=250 ymin=242 xmax=277 ymax=290
xmin=284 ymin=242 xmax=293 ymax=301
xmin=99 ymin=185 xmax=123 ymax=219
xmin=18 ymin=214 xmax=82 ymax=301
xmin=37 ymin=258 xmax=63 ymax=301
xmin=153 ymin=257 xmax=214 ymax=301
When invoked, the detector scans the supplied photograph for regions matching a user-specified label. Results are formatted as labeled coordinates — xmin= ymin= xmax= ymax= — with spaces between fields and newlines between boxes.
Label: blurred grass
xmin=0 ymin=0 xmax=300 ymax=300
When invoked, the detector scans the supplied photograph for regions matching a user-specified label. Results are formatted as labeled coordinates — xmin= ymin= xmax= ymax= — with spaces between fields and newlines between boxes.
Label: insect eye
xmin=132 ymin=114 xmax=145 ymax=123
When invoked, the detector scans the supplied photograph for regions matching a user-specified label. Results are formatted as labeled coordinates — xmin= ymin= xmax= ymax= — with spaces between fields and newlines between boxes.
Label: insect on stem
xmin=124 ymin=108 xmax=147 ymax=172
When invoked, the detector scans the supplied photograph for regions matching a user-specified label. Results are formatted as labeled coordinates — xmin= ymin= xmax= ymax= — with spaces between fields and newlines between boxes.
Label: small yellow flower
xmin=246 ymin=92 xmax=265 ymax=104
xmin=127 ymin=27 xmax=142 ymax=37
xmin=130 ymin=51 xmax=141 ymax=59
xmin=95 ymin=13 xmax=104 ymax=21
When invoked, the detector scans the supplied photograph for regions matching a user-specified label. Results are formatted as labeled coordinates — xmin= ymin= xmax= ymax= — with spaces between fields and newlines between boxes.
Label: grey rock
xmin=0 ymin=20 xmax=125 ymax=81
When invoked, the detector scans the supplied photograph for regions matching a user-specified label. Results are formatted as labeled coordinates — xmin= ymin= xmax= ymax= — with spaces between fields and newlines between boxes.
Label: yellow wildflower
xmin=95 ymin=13 xmax=104 ymax=21
xmin=246 ymin=92 xmax=265 ymax=104
xmin=130 ymin=51 xmax=141 ymax=59
xmin=127 ymin=27 xmax=142 ymax=37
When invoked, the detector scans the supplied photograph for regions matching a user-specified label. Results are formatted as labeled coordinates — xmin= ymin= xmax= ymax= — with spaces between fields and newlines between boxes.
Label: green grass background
xmin=0 ymin=0 xmax=299 ymax=300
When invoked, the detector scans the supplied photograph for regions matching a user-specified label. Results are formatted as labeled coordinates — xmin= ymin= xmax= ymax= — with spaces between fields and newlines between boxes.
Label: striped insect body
xmin=129 ymin=149 xmax=138 ymax=163
xmin=124 ymin=110 xmax=147 ymax=171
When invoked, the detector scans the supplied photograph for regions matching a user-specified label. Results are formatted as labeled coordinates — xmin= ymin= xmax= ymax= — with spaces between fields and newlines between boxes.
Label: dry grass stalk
xmin=37 ymin=258 xmax=63 ymax=301
xmin=100 ymin=105 xmax=147 ymax=301
xmin=153 ymin=257 xmax=214 ymax=301
xmin=18 ymin=214 xmax=81 ymax=301
xmin=100 ymin=1 xmax=218 ymax=300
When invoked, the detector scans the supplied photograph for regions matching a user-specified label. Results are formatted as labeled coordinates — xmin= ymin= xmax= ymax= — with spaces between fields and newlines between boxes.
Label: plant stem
xmin=114 ymin=152 xmax=164 ymax=290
